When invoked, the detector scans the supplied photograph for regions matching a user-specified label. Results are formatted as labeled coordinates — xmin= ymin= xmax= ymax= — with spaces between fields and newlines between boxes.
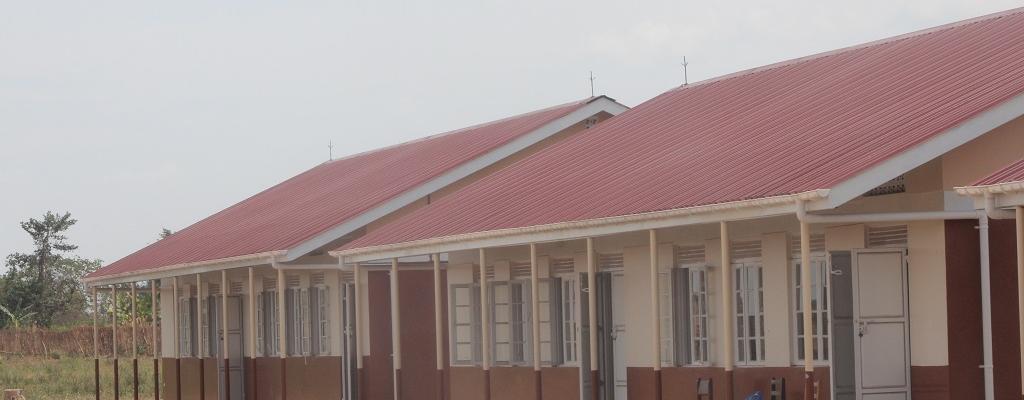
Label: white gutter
xmin=794 ymin=200 xmax=977 ymax=223
xmin=335 ymin=190 xmax=831 ymax=263
xmin=984 ymin=193 xmax=1016 ymax=220
xmin=83 ymin=251 xmax=287 ymax=287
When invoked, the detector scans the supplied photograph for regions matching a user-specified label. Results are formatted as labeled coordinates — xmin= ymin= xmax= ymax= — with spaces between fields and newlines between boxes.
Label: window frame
xmin=733 ymin=260 xmax=765 ymax=365
xmin=672 ymin=264 xmax=713 ymax=366
xmin=490 ymin=280 xmax=531 ymax=366
xmin=449 ymin=283 xmax=481 ymax=366
xmin=791 ymin=254 xmax=830 ymax=365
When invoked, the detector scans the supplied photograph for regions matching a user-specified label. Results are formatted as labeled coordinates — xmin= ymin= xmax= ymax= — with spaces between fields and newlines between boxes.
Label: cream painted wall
xmin=942 ymin=115 xmax=1024 ymax=188
xmin=825 ymin=224 xmax=866 ymax=251
xmin=761 ymin=232 xmax=792 ymax=367
xmin=906 ymin=220 xmax=949 ymax=366
xmin=622 ymin=244 xmax=655 ymax=367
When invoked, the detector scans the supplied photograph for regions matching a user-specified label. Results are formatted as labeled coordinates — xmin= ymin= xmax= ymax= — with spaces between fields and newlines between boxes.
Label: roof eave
xmin=278 ymin=96 xmax=629 ymax=262
xmin=332 ymin=189 xmax=830 ymax=263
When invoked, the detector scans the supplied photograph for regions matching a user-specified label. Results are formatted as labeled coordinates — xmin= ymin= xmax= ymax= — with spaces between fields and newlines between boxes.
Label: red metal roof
xmin=87 ymin=98 xmax=598 ymax=279
xmin=342 ymin=8 xmax=1024 ymax=251
xmin=972 ymin=158 xmax=1024 ymax=186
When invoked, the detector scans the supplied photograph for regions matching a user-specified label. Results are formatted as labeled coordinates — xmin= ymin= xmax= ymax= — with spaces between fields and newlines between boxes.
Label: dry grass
xmin=0 ymin=356 xmax=156 ymax=400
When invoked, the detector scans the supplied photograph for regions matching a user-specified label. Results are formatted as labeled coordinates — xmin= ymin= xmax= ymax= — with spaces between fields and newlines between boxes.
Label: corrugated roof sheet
xmin=342 ymin=8 xmax=1024 ymax=252
xmin=972 ymin=158 xmax=1024 ymax=186
xmin=87 ymin=98 xmax=596 ymax=279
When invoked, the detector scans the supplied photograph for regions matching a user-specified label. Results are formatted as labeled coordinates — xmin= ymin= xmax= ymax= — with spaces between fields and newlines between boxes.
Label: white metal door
xmin=610 ymin=271 xmax=627 ymax=400
xmin=852 ymin=249 xmax=911 ymax=400
xmin=218 ymin=296 xmax=244 ymax=400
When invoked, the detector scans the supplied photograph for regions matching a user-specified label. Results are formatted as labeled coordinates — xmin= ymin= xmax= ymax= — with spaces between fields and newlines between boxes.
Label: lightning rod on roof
xmin=589 ymin=71 xmax=596 ymax=97
xmin=328 ymin=141 xmax=334 ymax=161
xmin=682 ymin=56 xmax=689 ymax=85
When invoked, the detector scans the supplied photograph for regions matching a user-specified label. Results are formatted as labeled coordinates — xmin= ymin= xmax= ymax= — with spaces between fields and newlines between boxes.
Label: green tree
xmin=0 ymin=211 xmax=101 ymax=328
xmin=159 ymin=228 xmax=173 ymax=239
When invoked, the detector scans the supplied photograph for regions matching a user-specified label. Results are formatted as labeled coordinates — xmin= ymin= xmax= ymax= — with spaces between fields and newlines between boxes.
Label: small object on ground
xmin=3 ymin=389 xmax=25 ymax=400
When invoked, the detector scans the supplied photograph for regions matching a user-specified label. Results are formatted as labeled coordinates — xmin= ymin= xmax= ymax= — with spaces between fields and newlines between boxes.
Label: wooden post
xmin=132 ymin=283 xmax=140 ymax=400
xmin=800 ymin=220 xmax=815 ymax=399
xmin=113 ymin=285 xmax=120 ymax=400
xmin=221 ymin=270 xmax=231 ymax=400
xmin=586 ymin=238 xmax=598 ymax=400
xmin=94 ymin=287 xmax=100 ymax=400
xmin=719 ymin=222 xmax=734 ymax=400
xmin=276 ymin=266 xmax=287 ymax=400
xmin=152 ymin=280 xmax=160 ymax=400
xmin=649 ymin=230 xmax=662 ymax=400
xmin=530 ymin=244 xmax=542 ymax=400
xmin=433 ymin=254 xmax=445 ymax=400
xmin=479 ymin=249 xmax=491 ymax=400
xmin=390 ymin=258 xmax=402 ymax=400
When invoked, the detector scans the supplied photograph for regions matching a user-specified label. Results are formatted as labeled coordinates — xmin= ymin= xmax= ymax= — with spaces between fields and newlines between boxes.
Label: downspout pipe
xmin=978 ymin=212 xmax=996 ymax=400
xmin=979 ymin=193 xmax=1016 ymax=400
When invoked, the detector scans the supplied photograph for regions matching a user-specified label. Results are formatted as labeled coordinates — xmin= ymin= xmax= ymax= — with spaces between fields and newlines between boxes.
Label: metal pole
xmin=173 ymin=277 xmax=181 ymax=400
xmin=800 ymin=220 xmax=815 ymax=400
xmin=390 ymin=259 xmax=402 ymax=400
xmin=719 ymin=222 xmax=734 ymax=400
xmin=247 ymin=267 xmax=258 ymax=400
xmin=196 ymin=274 xmax=205 ymax=400
xmin=480 ymin=248 xmax=491 ymax=400
xmin=152 ymin=280 xmax=160 ymax=400
xmin=221 ymin=270 xmax=230 ymax=400
xmin=114 ymin=285 xmax=120 ymax=400
xmin=94 ymin=287 xmax=100 ymax=400
xmin=586 ymin=238 xmax=598 ymax=400
xmin=530 ymin=244 xmax=542 ymax=400
xmin=133 ymin=283 xmax=140 ymax=400
xmin=1017 ymin=206 xmax=1024 ymax=400
xmin=433 ymin=254 xmax=445 ymax=400
xmin=277 ymin=266 xmax=287 ymax=400
xmin=979 ymin=214 xmax=995 ymax=400
xmin=354 ymin=262 xmax=365 ymax=400
xmin=649 ymin=230 xmax=662 ymax=400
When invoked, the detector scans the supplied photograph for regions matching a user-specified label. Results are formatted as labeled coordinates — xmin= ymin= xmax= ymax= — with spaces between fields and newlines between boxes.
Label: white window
xmin=491 ymin=281 xmax=530 ymax=365
xmin=672 ymin=266 xmax=712 ymax=365
xmin=288 ymin=287 xmax=310 ymax=356
xmin=450 ymin=283 xmax=481 ymax=365
xmin=658 ymin=268 xmax=674 ymax=367
xmin=734 ymin=262 xmax=765 ymax=364
xmin=313 ymin=286 xmax=331 ymax=355
xmin=559 ymin=277 xmax=579 ymax=365
xmin=200 ymin=296 xmax=210 ymax=357
xmin=793 ymin=257 xmax=829 ymax=363
xmin=261 ymin=289 xmax=280 ymax=356
xmin=256 ymin=292 xmax=264 ymax=356
xmin=178 ymin=297 xmax=194 ymax=357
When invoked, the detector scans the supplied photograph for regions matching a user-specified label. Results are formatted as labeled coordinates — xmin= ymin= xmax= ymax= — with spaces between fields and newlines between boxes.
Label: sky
xmin=1 ymin=0 xmax=1020 ymax=269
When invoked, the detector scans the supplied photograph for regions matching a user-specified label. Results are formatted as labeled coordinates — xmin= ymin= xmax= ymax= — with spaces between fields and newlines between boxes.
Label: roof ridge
xmin=323 ymin=96 xmax=599 ymax=164
xmin=671 ymin=7 xmax=1024 ymax=92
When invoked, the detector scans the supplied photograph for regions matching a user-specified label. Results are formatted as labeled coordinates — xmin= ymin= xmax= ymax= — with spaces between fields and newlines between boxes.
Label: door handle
xmin=857 ymin=321 xmax=868 ymax=337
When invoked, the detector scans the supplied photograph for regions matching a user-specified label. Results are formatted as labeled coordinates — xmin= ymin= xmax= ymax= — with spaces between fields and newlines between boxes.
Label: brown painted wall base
xmin=447 ymin=366 xmax=579 ymax=400
xmin=449 ymin=367 xmax=485 ymax=400
xmin=911 ymin=365 xmax=950 ymax=400
xmin=165 ymin=357 xmax=341 ymax=400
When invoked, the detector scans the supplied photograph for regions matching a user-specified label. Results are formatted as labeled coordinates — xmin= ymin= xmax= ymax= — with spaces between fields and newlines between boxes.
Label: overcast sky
xmin=1 ymin=0 xmax=1020 ymax=268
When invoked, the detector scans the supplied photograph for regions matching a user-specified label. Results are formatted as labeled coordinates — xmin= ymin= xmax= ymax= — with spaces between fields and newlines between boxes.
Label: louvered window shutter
xmin=672 ymin=268 xmax=691 ymax=366
xmin=285 ymin=289 xmax=295 ymax=356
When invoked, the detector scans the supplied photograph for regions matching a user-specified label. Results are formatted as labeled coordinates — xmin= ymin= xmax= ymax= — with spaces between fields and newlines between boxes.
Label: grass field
xmin=0 ymin=356 xmax=156 ymax=400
